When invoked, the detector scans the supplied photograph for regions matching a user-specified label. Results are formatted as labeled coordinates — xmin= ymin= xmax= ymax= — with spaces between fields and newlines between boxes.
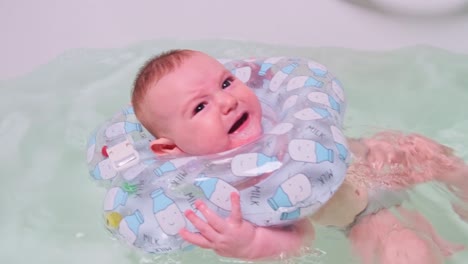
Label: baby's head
xmin=132 ymin=49 xmax=263 ymax=156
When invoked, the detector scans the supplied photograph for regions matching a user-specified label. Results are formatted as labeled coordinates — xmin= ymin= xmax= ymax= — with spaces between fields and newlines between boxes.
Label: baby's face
xmin=145 ymin=52 xmax=263 ymax=155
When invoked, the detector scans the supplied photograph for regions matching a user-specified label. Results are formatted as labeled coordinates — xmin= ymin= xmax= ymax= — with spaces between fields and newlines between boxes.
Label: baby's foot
xmin=452 ymin=202 xmax=468 ymax=222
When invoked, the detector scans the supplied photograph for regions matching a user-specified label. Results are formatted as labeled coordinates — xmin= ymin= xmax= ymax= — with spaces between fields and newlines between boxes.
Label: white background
xmin=1 ymin=0 xmax=468 ymax=80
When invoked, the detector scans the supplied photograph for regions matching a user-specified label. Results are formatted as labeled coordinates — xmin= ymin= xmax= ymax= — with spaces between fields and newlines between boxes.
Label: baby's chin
xmin=229 ymin=137 xmax=259 ymax=150
xmin=184 ymin=133 xmax=260 ymax=156
xmin=228 ymin=125 xmax=263 ymax=149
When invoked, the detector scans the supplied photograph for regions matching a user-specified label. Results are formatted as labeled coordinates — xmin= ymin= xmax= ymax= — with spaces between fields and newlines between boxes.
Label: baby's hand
xmin=347 ymin=137 xmax=369 ymax=160
xmin=179 ymin=192 xmax=257 ymax=258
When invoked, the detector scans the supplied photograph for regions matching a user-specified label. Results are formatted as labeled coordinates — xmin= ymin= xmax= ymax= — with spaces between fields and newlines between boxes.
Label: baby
xmin=131 ymin=49 xmax=468 ymax=263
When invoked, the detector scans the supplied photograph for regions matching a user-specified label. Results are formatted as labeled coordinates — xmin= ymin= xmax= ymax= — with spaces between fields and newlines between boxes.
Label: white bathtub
xmin=1 ymin=2 xmax=467 ymax=264
xmin=1 ymin=0 xmax=468 ymax=80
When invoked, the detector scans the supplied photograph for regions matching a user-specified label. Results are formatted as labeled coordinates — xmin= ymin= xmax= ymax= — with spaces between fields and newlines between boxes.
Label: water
xmin=1 ymin=39 xmax=467 ymax=264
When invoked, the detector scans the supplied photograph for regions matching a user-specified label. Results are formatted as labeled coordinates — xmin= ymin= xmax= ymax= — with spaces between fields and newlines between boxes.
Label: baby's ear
xmin=150 ymin=137 xmax=184 ymax=156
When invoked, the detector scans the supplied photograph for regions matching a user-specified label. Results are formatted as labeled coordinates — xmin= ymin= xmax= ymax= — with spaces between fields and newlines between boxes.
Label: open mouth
xmin=228 ymin=113 xmax=248 ymax=134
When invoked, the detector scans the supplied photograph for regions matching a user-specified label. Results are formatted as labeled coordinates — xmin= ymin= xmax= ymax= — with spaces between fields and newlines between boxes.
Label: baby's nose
xmin=216 ymin=91 xmax=238 ymax=114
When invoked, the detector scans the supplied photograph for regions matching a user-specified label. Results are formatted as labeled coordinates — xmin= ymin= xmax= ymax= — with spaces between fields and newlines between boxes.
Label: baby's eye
xmin=194 ymin=103 xmax=206 ymax=114
xmin=222 ymin=78 xmax=233 ymax=89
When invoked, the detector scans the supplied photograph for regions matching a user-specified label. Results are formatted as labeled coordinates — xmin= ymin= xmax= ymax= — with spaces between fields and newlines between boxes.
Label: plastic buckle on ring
xmin=107 ymin=138 xmax=140 ymax=171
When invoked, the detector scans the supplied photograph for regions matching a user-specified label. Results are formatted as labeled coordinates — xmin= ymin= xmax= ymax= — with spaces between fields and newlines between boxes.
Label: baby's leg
xmin=348 ymin=207 xmax=464 ymax=264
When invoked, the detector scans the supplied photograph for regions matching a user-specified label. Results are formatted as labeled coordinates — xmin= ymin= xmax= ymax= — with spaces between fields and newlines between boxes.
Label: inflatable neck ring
xmin=86 ymin=57 xmax=350 ymax=253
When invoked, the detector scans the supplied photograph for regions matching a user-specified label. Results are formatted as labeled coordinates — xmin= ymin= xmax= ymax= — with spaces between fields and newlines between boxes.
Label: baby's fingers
xmin=179 ymin=228 xmax=212 ymax=249
xmin=195 ymin=200 xmax=226 ymax=233
xmin=184 ymin=208 xmax=219 ymax=240
xmin=229 ymin=192 xmax=243 ymax=224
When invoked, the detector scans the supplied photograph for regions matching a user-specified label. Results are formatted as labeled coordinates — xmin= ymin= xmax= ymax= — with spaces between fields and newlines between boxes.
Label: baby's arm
xmin=349 ymin=132 xmax=468 ymax=223
xmin=179 ymin=192 xmax=315 ymax=260
xmin=355 ymin=132 xmax=466 ymax=186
